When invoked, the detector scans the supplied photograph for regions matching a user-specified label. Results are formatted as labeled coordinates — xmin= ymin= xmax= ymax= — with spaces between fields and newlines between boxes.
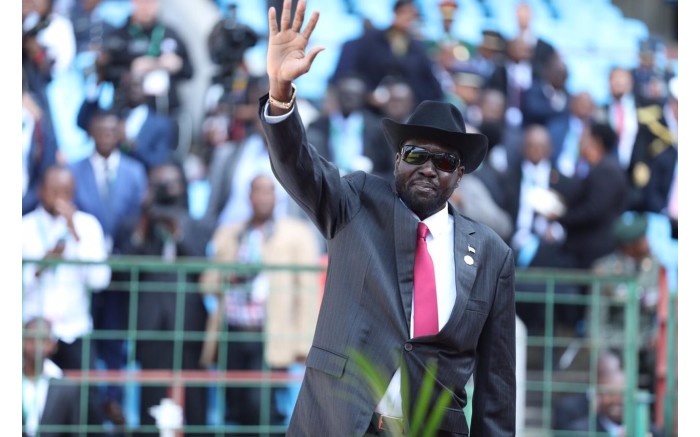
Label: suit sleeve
xmin=168 ymin=29 xmax=194 ymax=81
xmin=471 ymin=247 xmax=516 ymax=436
xmin=258 ymin=97 xmax=363 ymax=239
xmin=292 ymin=222 xmax=322 ymax=359
xmin=135 ymin=117 xmax=174 ymax=168
xmin=558 ymin=163 xmax=626 ymax=229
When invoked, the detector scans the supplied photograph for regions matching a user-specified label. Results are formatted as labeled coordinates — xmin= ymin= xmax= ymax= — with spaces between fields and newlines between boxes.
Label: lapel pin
xmin=464 ymin=255 xmax=474 ymax=265
xmin=468 ymin=245 xmax=476 ymax=253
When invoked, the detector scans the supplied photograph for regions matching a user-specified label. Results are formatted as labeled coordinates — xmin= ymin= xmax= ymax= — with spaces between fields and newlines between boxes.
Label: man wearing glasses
xmin=257 ymin=1 xmax=516 ymax=435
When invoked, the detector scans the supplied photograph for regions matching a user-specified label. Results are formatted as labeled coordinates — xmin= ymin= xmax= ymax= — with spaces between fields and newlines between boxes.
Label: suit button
xmin=404 ymin=343 xmax=413 ymax=351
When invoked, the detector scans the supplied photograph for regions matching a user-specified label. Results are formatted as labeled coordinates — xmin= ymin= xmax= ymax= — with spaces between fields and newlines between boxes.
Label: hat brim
xmin=381 ymin=118 xmax=488 ymax=174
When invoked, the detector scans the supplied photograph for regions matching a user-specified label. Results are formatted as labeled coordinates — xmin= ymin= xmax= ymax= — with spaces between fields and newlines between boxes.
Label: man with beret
xmin=592 ymin=212 xmax=661 ymax=398
xmin=257 ymin=1 xmax=516 ymax=435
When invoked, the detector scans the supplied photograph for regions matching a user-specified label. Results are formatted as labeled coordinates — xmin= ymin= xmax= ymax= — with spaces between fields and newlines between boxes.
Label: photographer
xmin=98 ymin=0 xmax=193 ymax=115
xmin=116 ymin=162 xmax=216 ymax=434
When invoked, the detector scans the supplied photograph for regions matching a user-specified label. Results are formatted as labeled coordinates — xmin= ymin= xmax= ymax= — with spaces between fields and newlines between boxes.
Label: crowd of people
xmin=21 ymin=0 xmax=678 ymax=435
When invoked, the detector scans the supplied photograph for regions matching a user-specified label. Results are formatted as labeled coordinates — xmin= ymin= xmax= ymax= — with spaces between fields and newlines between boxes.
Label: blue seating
xmin=67 ymin=0 xmax=651 ymax=127
xmin=99 ymin=0 xmax=132 ymax=28
xmin=221 ymin=0 xmax=268 ymax=35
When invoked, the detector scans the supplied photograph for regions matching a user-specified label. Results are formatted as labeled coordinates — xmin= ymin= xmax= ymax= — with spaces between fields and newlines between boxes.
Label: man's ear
xmin=394 ymin=152 xmax=401 ymax=172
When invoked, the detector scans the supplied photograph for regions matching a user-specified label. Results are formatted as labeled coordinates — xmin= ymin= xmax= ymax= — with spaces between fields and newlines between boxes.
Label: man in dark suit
xmin=115 ymin=162 xmax=215 ymax=435
xmin=552 ymin=122 xmax=628 ymax=270
xmin=521 ymin=54 xmax=570 ymax=129
xmin=337 ymin=0 xmax=443 ymax=107
xmin=629 ymin=79 xmax=677 ymax=213
xmin=258 ymin=2 xmax=516 ymax=435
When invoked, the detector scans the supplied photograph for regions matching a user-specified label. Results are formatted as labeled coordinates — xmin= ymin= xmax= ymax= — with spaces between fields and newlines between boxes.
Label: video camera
xmin=208 ymin=4 xmax=259 ymax=85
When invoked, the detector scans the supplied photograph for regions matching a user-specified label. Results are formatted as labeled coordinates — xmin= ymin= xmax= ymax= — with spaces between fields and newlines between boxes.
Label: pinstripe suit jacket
xmin=259 ymin=97 xmax=516 ymax=436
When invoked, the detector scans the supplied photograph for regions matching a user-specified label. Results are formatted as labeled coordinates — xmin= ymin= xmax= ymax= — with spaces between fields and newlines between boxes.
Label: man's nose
xmin=417 ymin=159 xmax=438 ymax=176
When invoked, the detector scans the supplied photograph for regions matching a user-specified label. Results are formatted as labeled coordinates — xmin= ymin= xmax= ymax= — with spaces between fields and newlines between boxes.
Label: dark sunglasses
xmin=400 ymin=145 xmax=461 ymax=173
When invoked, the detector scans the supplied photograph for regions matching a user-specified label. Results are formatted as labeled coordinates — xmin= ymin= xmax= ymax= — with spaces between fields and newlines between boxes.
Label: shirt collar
xmin=37 ymin=206 xmax=63 ymax=225
xmin=419 ymin=203 xmax=450 ymax=239
xmin=90 ymin=150 xmax=121 ymax=170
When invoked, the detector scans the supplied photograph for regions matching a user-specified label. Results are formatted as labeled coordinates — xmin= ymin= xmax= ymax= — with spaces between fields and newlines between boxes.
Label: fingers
xmin=304 ymin=45 xmax=325 ymax=70
xmin=291 ymin=0 xmax=306 ymax=33
xmin=301 ymin=10 xmax=320 ymax=40
xmin=268 ymin=6 xmax=278 ymax=34
xmin=280 ymin=0 xmax=292 ymax=31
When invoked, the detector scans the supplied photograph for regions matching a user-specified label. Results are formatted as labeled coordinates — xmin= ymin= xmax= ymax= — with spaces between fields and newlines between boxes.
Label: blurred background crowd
xmin=21 ymin=0 xmax=679 ymax=435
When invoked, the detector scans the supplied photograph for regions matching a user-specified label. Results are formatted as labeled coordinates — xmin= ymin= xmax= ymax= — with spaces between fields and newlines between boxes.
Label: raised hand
xmin=54 ymin=198 xmax=81 ymax=242
xmin=267 ymin=0 xmax=324 ymax=106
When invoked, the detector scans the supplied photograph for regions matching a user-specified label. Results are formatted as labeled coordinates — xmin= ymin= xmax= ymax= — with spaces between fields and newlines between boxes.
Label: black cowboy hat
xmin=381 ymin=100 xmax=488 ymax=173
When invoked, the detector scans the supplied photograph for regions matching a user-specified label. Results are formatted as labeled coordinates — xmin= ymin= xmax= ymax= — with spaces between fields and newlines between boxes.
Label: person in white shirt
xmin=22 ymin=316 xmax=81 ymax=437
xmin=22 ymin=165 xmax=111 ymax=429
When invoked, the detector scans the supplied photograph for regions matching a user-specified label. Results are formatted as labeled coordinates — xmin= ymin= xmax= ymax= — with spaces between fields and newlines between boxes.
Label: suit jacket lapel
xmin=41 ymin=380 xmax=60 ymax=425
xmin=81 ymin=161 xmax=106 ymax=221
xmin=451 ymin=206 xmax=479 ymax=307
xmin=394 ymin=196 xmax=417 ymax=335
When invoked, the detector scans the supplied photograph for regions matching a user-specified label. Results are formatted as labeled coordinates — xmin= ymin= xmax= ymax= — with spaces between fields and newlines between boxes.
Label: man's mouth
xmin=412 ymin=179 xmax=437 ymax=193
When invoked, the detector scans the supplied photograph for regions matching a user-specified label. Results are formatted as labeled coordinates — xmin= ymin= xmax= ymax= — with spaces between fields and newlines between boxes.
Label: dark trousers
xmin=135 ymin=341 xmax=208 ymax=437
xmin=224 ymin=325 xmax=285 ymax=437
xmin=53 ymin=336 xmax=106 ymax=436
xmin=132 ymin=284 xmax=209 ymax=436
xmin=92 ymin=289 xmax=127 ymax=404
xmin=515 ymin=241 xmax=584 ymax=335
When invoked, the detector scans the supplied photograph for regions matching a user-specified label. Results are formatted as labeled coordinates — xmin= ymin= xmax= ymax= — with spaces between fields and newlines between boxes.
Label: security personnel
xmin=592 ymin=212 xmax=661 ymax=391
xmin=627 ymin=82 xmax=677 ymax=212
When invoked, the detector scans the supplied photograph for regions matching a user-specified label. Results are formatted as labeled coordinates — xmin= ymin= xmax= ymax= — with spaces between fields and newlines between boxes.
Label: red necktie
xmin=615 ymin=102 xmax=625 ymax=138
xmin=413 ymin=223 xmax=439 ymax=337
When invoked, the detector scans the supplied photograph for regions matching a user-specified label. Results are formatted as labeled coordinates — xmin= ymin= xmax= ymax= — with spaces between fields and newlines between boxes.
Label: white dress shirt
xmin=22 ymin=208 xmax=111 ymax=343
xmin=375 ymin=204 xmax=456 ymax=417
xmin=512 ymin=160 xmax=551 ymax=251
xmin=89 ymin=151 xmax=121 ymax=199
xmin=608 ymin=94 xmax=638 ymax=170
xmin=22 ymin=359 xmax=63 ymax=437
xmin=124 ymin=104 xmax=150 ymax=142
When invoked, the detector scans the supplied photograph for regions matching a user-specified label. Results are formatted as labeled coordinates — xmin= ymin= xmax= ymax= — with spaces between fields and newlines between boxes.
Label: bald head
xmin=571 ymin=92 xmax=594 ymax=120
xmin=39 ymin=166 xmax=75 ymax=216
xmin=132 ymin=0 xmax=160 ymax=26
xmin=249 ymin=173 xmax=276 ymax=223
xmin=516 ymin=2 xmax=532 ymax=30
xmin=609 ymin=67 xmax=633 ymax=100
xmin=597 ymin=367 xmax=625 ymax=424
xmin=522 ymin=125 xmax=552 ymax=164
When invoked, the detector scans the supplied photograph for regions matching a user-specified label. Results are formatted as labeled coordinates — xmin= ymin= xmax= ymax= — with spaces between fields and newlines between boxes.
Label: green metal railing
xmin=22 ymin=256 xmax=677 ymax=436
xmin=513 ymin=267 xmax=669 ymax=437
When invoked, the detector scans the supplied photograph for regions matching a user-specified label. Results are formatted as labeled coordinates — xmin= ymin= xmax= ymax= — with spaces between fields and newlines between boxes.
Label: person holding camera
xmin=98 ymin=0 xmax=193 ymax=115
xmin=115 ymin=162 xmax=216 ymax=435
